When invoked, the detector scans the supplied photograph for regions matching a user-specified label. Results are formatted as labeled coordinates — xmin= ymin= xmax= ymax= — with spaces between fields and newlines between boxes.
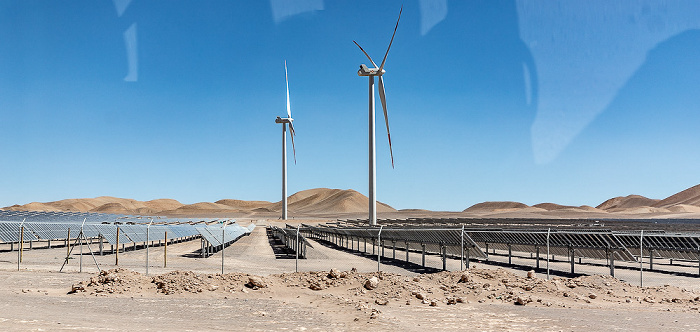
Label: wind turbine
xmin=354 ymin=6 xmax=401 ymax=226
xmin=275 ymin=60 xmax=296 ymax=220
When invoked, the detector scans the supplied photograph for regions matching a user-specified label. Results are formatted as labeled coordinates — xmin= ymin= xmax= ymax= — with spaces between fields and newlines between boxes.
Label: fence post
xmin=405 ymin=241 xmax=410 ymax=262
xmin=421 ymin=243 xmax=426 ymax=267
xmin=441 ymin=244 xmax=447 ymax=271
xmin=460 ymin=226 xmax=465 ymax=271
xmin=115 ymin=226 xmax=120 ymax=265
xmin=164 ymin=231 xmax=168 ymax=268
xmin=377 ymin=226 xmax=383 ymax=272
xmin=296 ymin=226 xmax=300 ymax=273
xmin=640 ymin=230 xmax=644 ymax=287
xmin=546 ymin=228 xmax=551 ymax=280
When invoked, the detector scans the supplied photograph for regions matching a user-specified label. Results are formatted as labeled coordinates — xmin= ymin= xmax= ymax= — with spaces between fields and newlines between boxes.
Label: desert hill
xmin=653 ymin=184 xmax=700 ymax=208
xmin=2 ymin=188 xmax=396 ymax=216
xmin=596 ymin=195 xmax=660 ymax=211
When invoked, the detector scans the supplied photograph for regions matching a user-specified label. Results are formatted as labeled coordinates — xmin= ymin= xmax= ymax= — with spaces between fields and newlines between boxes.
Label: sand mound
xmin=609 ymin=206 xmax=671 ymax=214
xmin=597 ymin=195 xmax=660 ymax=211
xmin=667 ymin=204 xmax=700 ymax=213
xmin=172 ymin=202 xmax=237 ymax=212
xmin=654 ymin=184 xmax=700 ymax=208
xmin=144 ymin=199 xmax=183 ymax=211
xmin=464 ymin=201 xmax=529 ymax=212
xmin=533 ymin=203 xmax=577 ymax=211
xmin=4 ymin=202 xmax=61 ymax=212
xmin=270 ymin=188 xmax=396 ymax=214
xmin=70 ymin=268 xmax=700 ymax=315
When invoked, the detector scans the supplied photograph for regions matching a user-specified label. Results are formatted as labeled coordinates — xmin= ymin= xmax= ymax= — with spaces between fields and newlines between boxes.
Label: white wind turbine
xmin=353 ymin=7 xmax=402 ymax=226
xmin=275 ymin=60 xmax=296 ymax=220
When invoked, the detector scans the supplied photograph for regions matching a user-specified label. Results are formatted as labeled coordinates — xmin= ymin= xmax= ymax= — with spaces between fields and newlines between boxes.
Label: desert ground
xmin=0 ymin=219 xmax=699 ymax=331
xmin=3 ymin=184 xmax=700 ymax=330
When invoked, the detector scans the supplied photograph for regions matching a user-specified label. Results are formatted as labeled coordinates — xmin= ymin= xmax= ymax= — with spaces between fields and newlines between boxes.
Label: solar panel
xmin=0 ymin=222 xmax=38 ymax=242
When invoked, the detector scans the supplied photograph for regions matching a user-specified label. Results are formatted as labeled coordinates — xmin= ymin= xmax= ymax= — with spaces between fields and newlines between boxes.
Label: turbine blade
xmin=378 ymin=6 xmax=403 ymax=73
xmin=378 ymin=76 xmax=394 ymax=168
xmin=289 ymin=122 xmax=297 ymax=164
xmin=285 ymin=60 xmax=291 ymax=118
xmin=353 ymin=41 xmax=378 ymax=68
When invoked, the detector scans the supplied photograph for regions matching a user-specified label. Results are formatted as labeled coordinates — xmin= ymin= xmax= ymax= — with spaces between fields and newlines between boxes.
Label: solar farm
xmin=1 ymin=211 xmax=700 ymax=330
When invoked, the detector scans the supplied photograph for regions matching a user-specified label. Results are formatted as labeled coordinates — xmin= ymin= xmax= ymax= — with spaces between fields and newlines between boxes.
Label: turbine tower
xmin=275 ymin=60 xmax=296 ymax=220
xmin=353 ymin=7 xmax=401 ymax=226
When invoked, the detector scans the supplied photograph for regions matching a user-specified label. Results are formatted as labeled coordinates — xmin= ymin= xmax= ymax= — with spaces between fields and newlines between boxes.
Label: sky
xmin=1 ymin=0 xmax=700 ymax=211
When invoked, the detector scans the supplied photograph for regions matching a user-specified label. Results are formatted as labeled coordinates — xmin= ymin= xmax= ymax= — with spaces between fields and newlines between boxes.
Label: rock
xmin=364 ymin=277 xmax=379 ymax=290
xmin=375 ymin=299 xmax=389 ymax=305
xmin=446 ymin=297 xmax=457 ymax=305
xmin=588 ymin=293 xmax=597 ymax=299
xmin=69 ymin=284 xmax=85 ymax=294
xmin=430 ymin=300 xmax=438 ymax=307
xmin=208 ymin=285 xmax=219 ymax=291
xmin=247 ymin=276 xmax=266 ymax=289
xmin=328 ymin=268 xmax=341 ymax=279
xmin=459 ymin=273 xmax=470 ymax=283
xmin=309 ymin=282 xmax=324 ymax=291
xmin=413 ymin=277 xmax=420 ymax=282
xmin=527 ymin=270 xmax=535 ymax=278
xmin=456 ymin=297 xmax=465 ymax=303
xmin=370 ymin=309 xmax=381 ymax=319
xmin=524 ymin=285 xmax=533 ymax=291
xmin=413 ymin=292 xmax=426 ymax=300
xmin=515 ymin=296 xmax=529 ymax=305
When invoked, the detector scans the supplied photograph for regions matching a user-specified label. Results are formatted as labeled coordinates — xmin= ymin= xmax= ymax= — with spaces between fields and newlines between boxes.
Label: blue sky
xmin=1 ymin=0 xmax=699 ymax=211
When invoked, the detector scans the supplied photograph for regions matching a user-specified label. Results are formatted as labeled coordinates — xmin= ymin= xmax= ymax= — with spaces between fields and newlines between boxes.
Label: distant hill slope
xmin=596 ymin=195 xmax=660 ymax=211
xmin=1 ymin=188 xmax=396 ymax=215
xmin=463 ymin=201 xmax=529 ymax=212
xmin=653 ymin=184 xmax=700 ymax=208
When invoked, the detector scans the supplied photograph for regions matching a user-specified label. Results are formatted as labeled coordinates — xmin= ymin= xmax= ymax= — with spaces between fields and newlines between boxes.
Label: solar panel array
xmin=0 ymin=209 xmax=256 ymax=248
xmin=302 ymin=225 xmax=488 ymax=259
xmin=304 ymin=224 xmax=700 ymax=264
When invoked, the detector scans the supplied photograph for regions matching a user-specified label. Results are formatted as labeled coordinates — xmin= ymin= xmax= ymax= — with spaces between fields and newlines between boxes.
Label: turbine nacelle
xmin=275 ymin=116 xmax=294 ymax=124
xmin=357 ymin=64 xmax=385 ymax=77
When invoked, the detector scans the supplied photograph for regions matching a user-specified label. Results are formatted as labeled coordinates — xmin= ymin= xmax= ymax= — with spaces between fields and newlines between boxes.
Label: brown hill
xmin=279 ymin=188 xmax=396 ymax=214
xmin=215 ymin=199 xmax=272 ymax=210
xmin=463 ymin=201 xmax=529 ymax=213
xmin=653 ymin=184 xmax=700 ymax=208
xmin=533 ymin=203 xmax=576 ymax=211
xmin=597 ymin=195 xmax=660 ymax=211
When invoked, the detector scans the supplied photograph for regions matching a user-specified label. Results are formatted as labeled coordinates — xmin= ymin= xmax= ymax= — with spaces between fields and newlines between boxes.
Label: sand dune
xmin=5 ymin=184 xmax=700 ymax=218
xmin=597 ymin=195 xmax=660 ymax=211
xmin=463 ymin=201 xmax=529 ymax=213
xmin=284 ymin=188 xmax=396 ymax=214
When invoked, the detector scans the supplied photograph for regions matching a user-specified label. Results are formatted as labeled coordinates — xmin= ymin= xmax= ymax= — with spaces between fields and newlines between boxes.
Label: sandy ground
xmin=2 ymin=221 xmax=700 ymax=331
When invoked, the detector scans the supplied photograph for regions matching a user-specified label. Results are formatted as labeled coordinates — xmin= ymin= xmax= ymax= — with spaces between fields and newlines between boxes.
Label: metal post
xmin=368 ymin=75 xmax=377 ymax=226
xmin=421 ymin=243 xmax=426 ymax=267
xmin=392 ymin=240 xmax=396 ymax=259
xmin=508 ymin=244 xmax=512 ymax=265
xmin=609 ymin=249 xmax=615 ymax=277
xmin=441 ymin=245 xmax=446 ymax=271
xmin=222 ymin=223 xmax=226 ymax=275
xmin=164 ymin=231 xmax=168 ymax=268
xmin=115 ymin=227 xmax=120 ymax=266
xmin=536 ymin=246 xmax=540 ymax=269
xmin=650 ymin=249 xmax=654 ymax=270
xmin=99 ymin=236 xmax=103 ymax=256
xmin=460 ymin=226 xmax=464 ymax=271
xmin=146 ymin=220 xmax=152 ymax=275
xmin=79 ymin=218 xmax=86 ymax=273
xmin=570 ymin=247 xmax=575 ymax=274
xmin=404 ymin=242 xmax=409 ymax=262
xmin=640 ymin=230 xmax=644 ymax=287
xmin=295 ymin=225 xmax=300 ymax=273
xmin=377 ymin=226 xmax=383 ymax=272
xmin=546 ymin=228 xmax=551 ymax=280
xmin=485 ymin=242 xmax=489 ymax=261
